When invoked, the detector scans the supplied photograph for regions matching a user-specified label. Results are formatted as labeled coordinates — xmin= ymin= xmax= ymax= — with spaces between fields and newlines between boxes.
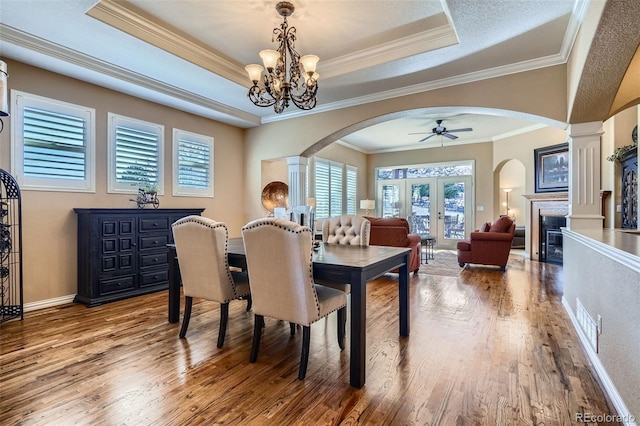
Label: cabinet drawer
xmin=139 ymin=217 xmax=169 ymax=232
xmin=140 ymin=252 xmax=168 ymax=268
xmin=140 ymin=269 xmax=169 ymax=287
xmin=139 ymin=235 xmax=168 ymax=250
xmin=99 ymin=275 xmax=135 ymax=295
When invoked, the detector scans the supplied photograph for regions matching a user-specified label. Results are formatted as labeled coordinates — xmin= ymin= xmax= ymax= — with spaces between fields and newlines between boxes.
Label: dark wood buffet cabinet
xmin=74 ymin=208 xmax=204 ymax=307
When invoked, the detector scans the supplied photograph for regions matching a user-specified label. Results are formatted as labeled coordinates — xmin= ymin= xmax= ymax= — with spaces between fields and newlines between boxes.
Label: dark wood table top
xmin=227 ymin=237 xmax=410 ymax=268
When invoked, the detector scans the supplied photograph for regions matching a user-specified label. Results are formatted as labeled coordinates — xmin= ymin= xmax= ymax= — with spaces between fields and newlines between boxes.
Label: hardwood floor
xmin=0 ymin=254 xmax=618 ymax=425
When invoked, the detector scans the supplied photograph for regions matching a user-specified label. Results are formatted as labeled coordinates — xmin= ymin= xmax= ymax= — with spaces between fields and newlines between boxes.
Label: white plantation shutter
xmin=108 ymin=113 xmax=164 ymax=194
xmin=346 ymin=165 xmax=357 ymax=214
xmin=23 ymin=107 xmax=86 ymax=179
xmin=329 ymin=161 xmax=342 ymax=217
xmin=11 ymin=91 xmax=95 ymax=192
xmin=314 ymin=158 xmax=356 ymax=219
xmin=173 ymin=129 xmax=214 ymax=197
xmin=315 ymin=159 xmax=330 ymax=218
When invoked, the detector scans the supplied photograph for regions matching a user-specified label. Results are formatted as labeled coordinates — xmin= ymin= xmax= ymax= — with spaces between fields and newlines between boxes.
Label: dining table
xmin=167 ymin=238 xmax=411 ymax=388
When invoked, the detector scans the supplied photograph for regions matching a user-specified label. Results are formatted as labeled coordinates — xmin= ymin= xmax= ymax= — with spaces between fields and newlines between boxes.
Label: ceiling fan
xmin=409 ymin=119 xmax=473 ymax=142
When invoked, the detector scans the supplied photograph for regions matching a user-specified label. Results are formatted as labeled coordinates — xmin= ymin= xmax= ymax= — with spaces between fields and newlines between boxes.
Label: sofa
xmin=512 ymin=226 xmax=525 ymax=248
xmin=364 ymin=217 xmax=421 ymax=273
xmin=456 ymin=216 xmax=516 ymax=271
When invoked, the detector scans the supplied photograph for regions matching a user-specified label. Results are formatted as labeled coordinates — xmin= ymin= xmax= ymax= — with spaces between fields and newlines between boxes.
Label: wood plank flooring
xmin=0 ymin=254 xmax=618 ymax=425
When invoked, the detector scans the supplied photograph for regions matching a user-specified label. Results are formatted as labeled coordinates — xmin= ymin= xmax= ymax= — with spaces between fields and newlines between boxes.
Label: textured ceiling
xmin=3 ymin=0 xmax=635 ymax=153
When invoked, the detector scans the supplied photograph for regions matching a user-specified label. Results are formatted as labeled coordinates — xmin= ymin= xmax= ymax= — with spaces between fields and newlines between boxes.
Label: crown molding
xmin=262 ymin=53 xmax=568 ymax=124
xmin=86 ymin=0 xmax=249 ymax=87
xmin=320 ymin=16 xmax=459 ymax=80
xmin=0 ymin=24 xmax=260 ymax=127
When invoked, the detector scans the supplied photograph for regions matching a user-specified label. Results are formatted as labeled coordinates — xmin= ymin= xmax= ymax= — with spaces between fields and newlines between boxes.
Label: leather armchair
xmin=364 ymin=217 xmax=422 ymax=273
xmin=456 ymin=216 xmax=516 ymax=271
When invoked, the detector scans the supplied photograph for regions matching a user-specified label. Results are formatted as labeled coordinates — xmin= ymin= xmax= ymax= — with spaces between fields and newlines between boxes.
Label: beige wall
xmin=244 ymin=65 xmax=568 ymax=222
xmin=0 ymin=60 xmax=246 ymax=304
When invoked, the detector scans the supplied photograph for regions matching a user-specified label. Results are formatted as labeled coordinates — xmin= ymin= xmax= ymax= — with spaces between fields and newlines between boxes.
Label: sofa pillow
xmin=489 ymin=216 xmax=513 ymax=233
xmin=478 ymin=222 xmax=490 ymax=232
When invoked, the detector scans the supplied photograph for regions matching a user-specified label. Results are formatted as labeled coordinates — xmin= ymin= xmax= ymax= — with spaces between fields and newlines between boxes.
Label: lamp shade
xmin=304 ymin=72 xmax=319 ymax=86
xmin=502 ymin=188 xmax=513 ymax=193
xmin=360 ymin=199 xmax=375 ymax=210
xmin=300 ymin=54 xmax=319 ymax=73
xmin=259 ymin=49 xmax=280 ymax=71
xmin=306 ymin=197 xmax=316 ymax=209
xmin=245 ymin=64 xmax=264 ymax=83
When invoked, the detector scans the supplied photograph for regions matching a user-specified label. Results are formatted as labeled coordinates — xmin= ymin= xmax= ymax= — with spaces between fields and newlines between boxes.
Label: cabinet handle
xmin=153 ymin=222 xmax=159 ymax=227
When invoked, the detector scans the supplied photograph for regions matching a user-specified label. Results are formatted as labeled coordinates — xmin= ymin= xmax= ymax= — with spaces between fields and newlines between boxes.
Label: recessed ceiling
xmin=0 ymin=0 xmax=584 ymax=151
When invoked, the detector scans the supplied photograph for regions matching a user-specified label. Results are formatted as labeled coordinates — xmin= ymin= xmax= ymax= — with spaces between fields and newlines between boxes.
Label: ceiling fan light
xmin=259 ymin=49 xmax=280 ymax=72
xmin=245 ymin=64 xmax=264 ymax=84
xmin=300 ymin=54 xmax=319 ymax=73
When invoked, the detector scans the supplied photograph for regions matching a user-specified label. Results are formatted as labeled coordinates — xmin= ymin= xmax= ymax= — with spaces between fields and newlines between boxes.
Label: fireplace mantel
xmin=523 ymin=193 xmax=568 ymax=261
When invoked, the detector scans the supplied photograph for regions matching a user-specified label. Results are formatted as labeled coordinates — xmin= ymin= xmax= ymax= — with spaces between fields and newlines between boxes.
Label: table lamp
xmin=360 ymin=199 xmax=375 ymax=216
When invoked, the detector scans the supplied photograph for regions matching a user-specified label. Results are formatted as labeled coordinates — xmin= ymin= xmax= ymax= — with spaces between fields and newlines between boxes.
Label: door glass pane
xmin=409 ymin=182 xmax=430 ymax=236
xmin=381 ymin=184 xmax=401 ymax=218
xmin=443 ymin=181 xmax=465 ymax=240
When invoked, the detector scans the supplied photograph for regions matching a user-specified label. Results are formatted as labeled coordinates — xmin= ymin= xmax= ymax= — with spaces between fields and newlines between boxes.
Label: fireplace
xmin=540 ymin=216 xmax=565 ymax=264
xmin=523 ymin=193 xmax=569 ymax=262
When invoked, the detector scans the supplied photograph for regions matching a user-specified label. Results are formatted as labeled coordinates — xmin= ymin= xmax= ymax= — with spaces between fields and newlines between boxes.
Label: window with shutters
xmin=314 ymin=158 xmax=357 ymax=219
xmin=172 ymin=129 xmax=214 ymax=197
xmin=10 ymin=91 xmax=95 ymax=192
xmin=346 ymin=165 xmax=357 ymax=214
xmin=107 ymin=113 xmax=164 ymax=194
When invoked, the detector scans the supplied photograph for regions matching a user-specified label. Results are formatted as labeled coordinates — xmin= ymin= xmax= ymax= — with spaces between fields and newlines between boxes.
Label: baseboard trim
xmin=24 ymin=295 xmax=76 ymax=313
xmin=562 ymin=296 xmax=637 ymax=426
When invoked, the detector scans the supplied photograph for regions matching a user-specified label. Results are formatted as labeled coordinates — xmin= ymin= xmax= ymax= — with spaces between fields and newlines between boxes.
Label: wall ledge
xmin=562 ymin=228 xmax=640 ymax=274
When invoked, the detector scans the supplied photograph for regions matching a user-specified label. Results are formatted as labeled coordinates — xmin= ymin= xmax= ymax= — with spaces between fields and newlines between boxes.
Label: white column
xmin=566 ymin=121 xmax=604 ymax=230
xmin=286 ymin=156 xmax=308 ymax=212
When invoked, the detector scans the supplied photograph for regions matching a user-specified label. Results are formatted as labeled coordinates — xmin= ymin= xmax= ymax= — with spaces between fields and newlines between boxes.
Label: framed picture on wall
xmin=534 ymin=143 xmax=569 ymax=193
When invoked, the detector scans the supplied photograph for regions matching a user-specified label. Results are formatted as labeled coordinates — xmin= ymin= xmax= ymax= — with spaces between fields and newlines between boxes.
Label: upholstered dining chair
xmin=321 ymin=214 xmax=371 ymax=246
xmin=172 ymin=216 xmax=251 ymax=348
xmin=319 ymin=214 xmax=371 ymax=293
xmin=241 ymin=217 xmax=347 ymax=380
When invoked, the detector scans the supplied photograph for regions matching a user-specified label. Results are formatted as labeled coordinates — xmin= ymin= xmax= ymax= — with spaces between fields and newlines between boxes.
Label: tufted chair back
xmin=242 ymin=218 xmax=346 ymax=326
xmin=321 ymin=215 xmax=371 ymax=246
xmin=172 ymin=215 xmax=247 ymax=302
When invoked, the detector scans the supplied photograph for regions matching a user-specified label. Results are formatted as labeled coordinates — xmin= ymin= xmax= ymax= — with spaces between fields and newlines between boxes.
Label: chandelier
xmin=245 ymin=1 xmax=319 ymax=114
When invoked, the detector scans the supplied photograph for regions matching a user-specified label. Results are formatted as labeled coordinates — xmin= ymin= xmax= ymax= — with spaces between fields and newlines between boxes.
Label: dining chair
xmin=319 ymin=214 xmax=371 ymax=293
xmin=241 ymin=217 xmax=347 ymax=380
xmin=172 ymin=216 xmax=251 ymax=348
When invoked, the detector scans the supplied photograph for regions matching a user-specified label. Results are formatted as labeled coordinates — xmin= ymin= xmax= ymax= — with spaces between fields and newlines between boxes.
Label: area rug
xmin=418 ymin=250 xmax=464 ymax=277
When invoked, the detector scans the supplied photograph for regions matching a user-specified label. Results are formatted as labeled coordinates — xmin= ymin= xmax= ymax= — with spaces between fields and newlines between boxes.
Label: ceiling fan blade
xmin=446 ymin=128 xmax=473 ymax=133
xmin=418 ymin=134 xmax=437 ymax=142
xmin=408 ymin=132 xmax=431 ymax=135
xmin=443 ymin=133 xmax=458 ymax=140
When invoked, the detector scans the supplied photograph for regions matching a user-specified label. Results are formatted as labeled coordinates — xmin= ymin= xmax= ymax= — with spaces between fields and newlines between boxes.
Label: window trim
xmin=172 ymin=128 xmax=214 ymax=197
xmin=107 ymin=112 xmax=164 ymax=195
xmin=10 ymin=90 xmax=96 ymax=192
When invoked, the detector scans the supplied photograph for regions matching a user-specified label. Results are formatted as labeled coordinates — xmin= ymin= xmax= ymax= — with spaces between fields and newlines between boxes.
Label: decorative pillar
xmin=286 ymin=156 xmax=308 ymax=211
xmin=566 ymin=121 xmax=604 ymax=230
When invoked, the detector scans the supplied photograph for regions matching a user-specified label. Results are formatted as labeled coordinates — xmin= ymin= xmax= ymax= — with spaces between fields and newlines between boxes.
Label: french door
xmin=377 ymin=176 xmax=472 ymax=249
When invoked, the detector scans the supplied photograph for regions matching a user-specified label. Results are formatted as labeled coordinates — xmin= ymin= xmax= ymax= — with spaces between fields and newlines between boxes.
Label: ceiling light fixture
xmin=245 ymin=1 xmax=319 ymax=114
